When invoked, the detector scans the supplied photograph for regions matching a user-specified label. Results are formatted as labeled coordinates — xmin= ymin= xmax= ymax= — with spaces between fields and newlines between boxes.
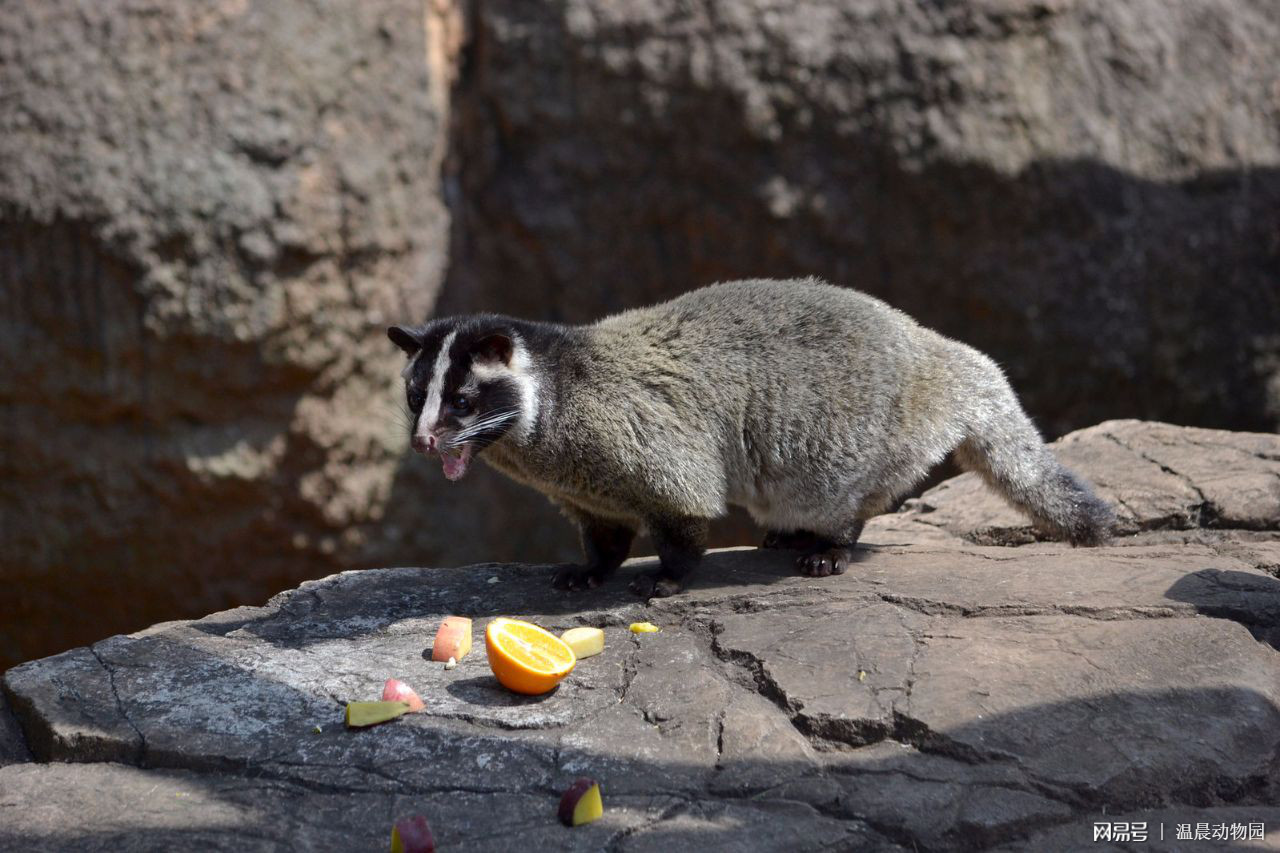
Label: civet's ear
xmin=387 ymin=325 xmax=423 ymax=356
xmin=471 ymin=332 xmax=513 ymax=365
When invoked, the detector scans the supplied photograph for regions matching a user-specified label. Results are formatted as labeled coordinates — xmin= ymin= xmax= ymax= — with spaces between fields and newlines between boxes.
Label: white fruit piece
xmin=559 ymin=627 xmax=605 ymax=659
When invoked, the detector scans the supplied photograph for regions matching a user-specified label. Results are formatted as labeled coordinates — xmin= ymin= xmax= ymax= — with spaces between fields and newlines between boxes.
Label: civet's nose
xmin=411 ymin=434 xmax=437 ymax=454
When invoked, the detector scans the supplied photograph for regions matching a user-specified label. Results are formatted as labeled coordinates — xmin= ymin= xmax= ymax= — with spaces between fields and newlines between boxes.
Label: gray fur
xmin=398 ymin=278 xmax=1116 ymax=595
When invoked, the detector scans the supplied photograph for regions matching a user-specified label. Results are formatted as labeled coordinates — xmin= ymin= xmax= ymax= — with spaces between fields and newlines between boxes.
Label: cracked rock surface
xmin=3 ymin=420 xmax=1279 ymax=851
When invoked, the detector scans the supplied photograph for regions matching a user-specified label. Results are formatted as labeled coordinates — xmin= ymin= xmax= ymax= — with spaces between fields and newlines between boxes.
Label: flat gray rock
xmin=3 ymin=421 xmax=1278 ymax=850
xmin=0 ymin=762 xmax=659 ymax=852
xmin=891 ymin=419 xmax=1280 ymax=543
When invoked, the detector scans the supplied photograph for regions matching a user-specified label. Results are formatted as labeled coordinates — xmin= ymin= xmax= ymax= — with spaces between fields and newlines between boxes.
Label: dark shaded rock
xmin=443 ymin=0 xmax=1280 ymax=442
xmin=781 ymin=741 xmax=1073 ymax=851
xmin=431 ymin=0 xmax=1280 ymax=568
xmin=0 ymin=0 xmax=453 ymax=669
xmin=0 ymin=691 xmax=31 ymax=766
xmin=0 ymin=762 xmax=662 ymax=852
xmin=4 ymin=422 xmax=1278 ymax=850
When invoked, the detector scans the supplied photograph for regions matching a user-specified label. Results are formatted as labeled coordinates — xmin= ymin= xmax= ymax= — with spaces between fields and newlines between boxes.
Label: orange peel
xmin=485 ymin=618 xmax=576 ymax=695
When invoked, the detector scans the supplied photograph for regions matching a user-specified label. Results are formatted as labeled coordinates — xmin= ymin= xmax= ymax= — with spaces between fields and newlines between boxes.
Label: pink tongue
xmin=441 ymin=446 xmax=472 ymax=481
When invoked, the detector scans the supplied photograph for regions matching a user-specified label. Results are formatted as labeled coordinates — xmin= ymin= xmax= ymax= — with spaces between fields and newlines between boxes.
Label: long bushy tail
xmin=954 ymin=404 xmax=1116 ymax=546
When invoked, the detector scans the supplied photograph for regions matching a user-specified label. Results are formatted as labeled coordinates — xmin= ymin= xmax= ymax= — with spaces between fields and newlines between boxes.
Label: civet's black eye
xmin=450 ymin=394 xmax=472 ymax=414
xmin=407 ymin=387 xmax=425 ymax=412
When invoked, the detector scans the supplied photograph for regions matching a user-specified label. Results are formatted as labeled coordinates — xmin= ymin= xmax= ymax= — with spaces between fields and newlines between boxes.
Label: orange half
xmin=485 ymin=618 xmax=576 ymax=695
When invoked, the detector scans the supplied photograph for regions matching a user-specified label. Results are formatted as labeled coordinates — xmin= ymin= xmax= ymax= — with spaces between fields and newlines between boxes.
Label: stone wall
xmin=0 ymin=0 xmax=449 ymax=667
xmin=429 ymin=0 xmax=1280 ymax=584
xmin=443 ymin=0 xmax=1280 ymax=435
xmin=3 ymin=0 xmax=1279 ymax=669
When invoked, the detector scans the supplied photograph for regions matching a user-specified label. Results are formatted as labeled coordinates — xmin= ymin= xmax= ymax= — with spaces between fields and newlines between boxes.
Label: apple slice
xmin=431 ymin=616 xmax=473 ymax=662
xmin=390 ymin=815 xmax=435 ymax=853
xmin=557 ymin=778 xmax=604 ymax=827
xmin=345 ymin=700 xmax=410 ymax=728
xmin=560 ymin=627 xmax=605 ymax=659
xmin=381 ymin=679 xmax=426 ymax=713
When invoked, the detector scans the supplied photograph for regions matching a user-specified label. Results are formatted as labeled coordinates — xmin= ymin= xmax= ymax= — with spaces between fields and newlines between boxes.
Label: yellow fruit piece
xmin=558 ymin=778 xmax=603 ymax=827
xmin=345 ymin=700 xmax=410 ymax=728
xmin=485 ymin=618 xmax=576 ymax=695
xmin=560 ymin=627 xmax=605 ymax=659
xmin=431 ymin=616 xmax=472 ymax=662
xmin=629 ymin=622 xmax=660 ymax=633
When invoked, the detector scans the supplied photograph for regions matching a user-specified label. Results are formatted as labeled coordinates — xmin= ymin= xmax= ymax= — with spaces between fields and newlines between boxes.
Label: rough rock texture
xmin=0 ymin=692 xmax=31 ymax=768
xmin=443 ymin=0 xmax=1280 ymax=439
xmin=3 ymin=421 xmax=1278 ymax=850
xmin=0 ymin=0 xmax=454 ymax=668
xmin=897 ymin=419 xmax=1280 ymax=544
xmin=7 ymin=0 xmax=1280 ymax=676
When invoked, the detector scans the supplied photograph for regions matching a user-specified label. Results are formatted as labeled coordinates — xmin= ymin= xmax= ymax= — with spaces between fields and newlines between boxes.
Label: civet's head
xmin=387 ymin=316 xmax=539 ymax=481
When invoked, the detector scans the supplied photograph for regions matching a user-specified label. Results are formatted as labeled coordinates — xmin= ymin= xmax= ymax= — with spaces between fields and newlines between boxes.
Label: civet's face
xmin=388 ymin=318 xmax=537 ymax=481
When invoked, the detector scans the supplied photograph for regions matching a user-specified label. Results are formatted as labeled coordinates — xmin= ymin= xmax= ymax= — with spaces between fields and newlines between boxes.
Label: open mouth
xmin=439 ymin=443 xmax=474 ymax=481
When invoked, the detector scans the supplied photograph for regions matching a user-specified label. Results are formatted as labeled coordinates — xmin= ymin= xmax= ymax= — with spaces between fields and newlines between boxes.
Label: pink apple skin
xmin=391 ymin=815 xmax=434 ymax=853
xmin=381 ymin=678 xmax=426 ymax=712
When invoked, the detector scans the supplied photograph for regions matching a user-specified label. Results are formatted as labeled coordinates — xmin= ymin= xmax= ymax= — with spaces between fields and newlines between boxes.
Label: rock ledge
xmin=3 ymin=420 xmax=1278 ymax=851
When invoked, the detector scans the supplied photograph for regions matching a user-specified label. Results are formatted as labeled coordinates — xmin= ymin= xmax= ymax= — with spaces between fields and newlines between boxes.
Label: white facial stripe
xmin=499 ymin=338 xmax=540 ymax=442
xmin=469 ymin=362 xmax=506 ymax=382
xmin=470 ymin=343 xmax=538 ymax=441
xmin=417 ymin=330 xmax=457 ymax=439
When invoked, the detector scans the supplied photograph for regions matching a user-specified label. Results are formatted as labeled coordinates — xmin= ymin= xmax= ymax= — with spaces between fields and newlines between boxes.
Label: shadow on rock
xmin=1165 ymin=569 xmax=1280 ymax=651
xmin=3 ymin=630 xmax=1278 ymax=853
xmin=443 ymin=675 xmax=564 ymax=709
xmin=373 ymin=453 xmax=774 ymax=583
xmin=183 ymin=547 xmax=821 ymax=649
